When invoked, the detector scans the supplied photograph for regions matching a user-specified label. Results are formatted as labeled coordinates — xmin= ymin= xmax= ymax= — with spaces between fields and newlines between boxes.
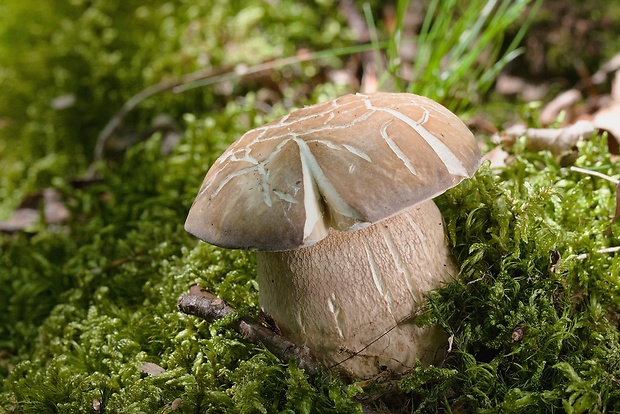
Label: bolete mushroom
xmin=185 ymin=92 xmax=480 ymax=378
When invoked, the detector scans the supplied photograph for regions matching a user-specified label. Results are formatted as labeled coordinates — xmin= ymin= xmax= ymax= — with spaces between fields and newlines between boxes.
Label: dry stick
xmin=171 ymin=43 xmax=387 ymax=93
xmin=570 ymin=166 xmax=620 ymax=184
xmin=91 ymin=43 xmax=386 ymax=174
xmin=178 ymin=289 xmax=422 ymax=378
xmin=179 ymin=291 xmax=399 ymax=412
xmin=92 ymin=65 xmax=231 ymax=165
xmin=570 ymin=166 xmax=620 ymax=260
xmin=570 ymin=166 xmax=620 ymax=221
xmin=177 ymin=290 xmax=320 ymax=376
xmin=575 ymin=246 xmax=620 ymax=260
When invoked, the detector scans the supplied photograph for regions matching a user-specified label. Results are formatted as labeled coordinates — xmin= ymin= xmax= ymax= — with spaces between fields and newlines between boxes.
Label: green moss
xmin=3 ymin=1 xmax=620 ymax=412
xmin=406 ymin=134 xmax=620 ymax=412
xmin=5 ymin=109 xmax=620 ymax=413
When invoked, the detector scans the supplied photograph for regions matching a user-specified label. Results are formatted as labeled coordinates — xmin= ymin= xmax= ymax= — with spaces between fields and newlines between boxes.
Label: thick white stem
xmin=257 ymin=199 xmax=456 ymax=378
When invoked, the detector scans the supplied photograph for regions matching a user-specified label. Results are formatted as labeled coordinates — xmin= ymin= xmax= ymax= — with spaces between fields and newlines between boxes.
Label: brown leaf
xmin=0 ymin=188 xmax=70 ymax=233
xmin=539 ymin=89 xmax=581 ymax=126
xmin=592 ymin=103 xmax=620 ymax=154
xmin=0 ymin=209 xmax=40 ymax=232
xmin=170 ymin=398 xmax=182 ymax=411
xmin=495 ymin=73 xmax=549 ymax=101
xmin=511 ymin=327 xmax=525 ymax=342
xmin=467 ymin=114 xmax=498 ymax=136
xmin=42 ymin=188 xmax=70 ymax=225
xmin=482 ymin=145 xmax=509 ymax=170
xmin=548 ymin=250 xmax=561 ymax=273
xmin=591 ymin=71 xmax=620 ymax=154
xmin=611 ymin=67 xmax=620 ymax=102
xmin=591 ymin=52 xmax=620 ymax=85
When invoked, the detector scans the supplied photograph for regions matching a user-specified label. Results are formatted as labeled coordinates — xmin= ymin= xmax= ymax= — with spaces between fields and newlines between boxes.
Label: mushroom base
xmin=256 ymin=199 xmax=457 ymax=379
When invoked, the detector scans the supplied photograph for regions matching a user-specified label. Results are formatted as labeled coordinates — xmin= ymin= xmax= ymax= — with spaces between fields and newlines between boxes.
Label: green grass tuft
xmin=388 ymin=0 xmax=541 ymax=112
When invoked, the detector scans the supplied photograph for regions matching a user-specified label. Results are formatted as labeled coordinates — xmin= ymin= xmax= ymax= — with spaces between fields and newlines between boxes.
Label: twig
xmin=172 ymin=43 xmax=387 ymax=94
xmin=177 ymin=287 xmax=320 ymax=376
xmin=178 ymin=288 xmax=411 ymax=411
xmin=91 ymin=66 xmax=230 ymax=166
xmin=570 ymin=166 xmax=620 ymax=184
xmin=571 ymin=166 xmax=620 ymax=223
xmin=91 ymin=42 xmax=387 ymax=173
xmin=576 ymin=246 xmax=620 ymax=260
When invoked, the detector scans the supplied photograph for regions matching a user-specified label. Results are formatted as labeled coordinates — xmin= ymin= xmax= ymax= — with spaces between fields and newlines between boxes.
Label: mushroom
xmin=185 ymin=92 xmax=481 ymax=378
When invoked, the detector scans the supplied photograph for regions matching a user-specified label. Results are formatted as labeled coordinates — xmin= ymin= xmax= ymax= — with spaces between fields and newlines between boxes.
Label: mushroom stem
xmin=256 ymin=199 xmax=456 ymax=379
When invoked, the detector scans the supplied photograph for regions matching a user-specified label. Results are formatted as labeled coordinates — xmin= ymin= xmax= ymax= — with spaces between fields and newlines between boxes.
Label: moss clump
xmin=406 ymin=134 xmax=620 ymax=412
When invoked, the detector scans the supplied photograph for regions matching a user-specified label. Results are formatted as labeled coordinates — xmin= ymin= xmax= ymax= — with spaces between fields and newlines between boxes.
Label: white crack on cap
xmin=185 ymin=92 xmax=481 ymax=251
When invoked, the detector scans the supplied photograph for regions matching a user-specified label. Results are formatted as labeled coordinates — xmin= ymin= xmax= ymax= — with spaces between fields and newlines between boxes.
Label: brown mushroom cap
xmin=185 ymin=92 xmax=480 ymax=251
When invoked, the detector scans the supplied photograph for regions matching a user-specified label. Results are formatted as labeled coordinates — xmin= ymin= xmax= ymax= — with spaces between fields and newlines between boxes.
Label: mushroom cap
xmin=185 ymin=92 xmax=480 ymax=251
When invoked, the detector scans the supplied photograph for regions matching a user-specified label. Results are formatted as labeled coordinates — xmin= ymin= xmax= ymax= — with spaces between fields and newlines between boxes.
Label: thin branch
xmin=92 ymin=66 xmax=230 ymax=164
xmin=91 ymin=42 xmax=387 ymax=172
xmin=570 ymin=166 xmax=620 ymax=184
xmin=576 ymin=246 xmax=620 ymax=260
xmin=177 ymin=287 xmax=320 ymax=376
xmin=172 ymin=43 xmax=387 ymax=93
xmin=178 ymin=288 xmax=409 ymax=411
xmin=571 ymin=166 xmax=620 ymax=223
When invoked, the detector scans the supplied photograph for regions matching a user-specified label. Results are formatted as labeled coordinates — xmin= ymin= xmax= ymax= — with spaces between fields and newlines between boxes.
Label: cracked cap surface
xmin=185 ymin=92 xmax=481 ymax=251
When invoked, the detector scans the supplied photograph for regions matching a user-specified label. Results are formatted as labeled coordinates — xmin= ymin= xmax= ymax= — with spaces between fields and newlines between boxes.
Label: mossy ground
xmin=427 ymin=135 xmax=620 ymax=412
xmin=4 ymin=116 xmax=620 ymax=413
xmin=3 ymin=1 xmax=620 ymax=413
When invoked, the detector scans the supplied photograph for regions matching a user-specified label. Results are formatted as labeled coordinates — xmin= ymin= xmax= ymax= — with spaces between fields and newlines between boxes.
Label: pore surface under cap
xmin=185 ymin=92 xmax=480 ymax=251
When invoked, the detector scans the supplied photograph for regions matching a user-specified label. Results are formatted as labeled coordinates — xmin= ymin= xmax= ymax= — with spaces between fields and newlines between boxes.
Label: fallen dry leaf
xmin=0 ymin=209 xmax=40 ymax=233
xmin=590 ymin=71 xmax=620 ymax=153
xmin=467 ymin=113 xmax=498 ymax=136
xmin=495 ymin=73 xmax=549 ymax=101
xmin=170 ymin=398 xmax=182 ymax=411
xmin=548 ymin=250 xmax=561 ymax=274
xmin=593 ymin=103 xmax=620 ymax=154
xmin=482 ymin=145 xmax=510 ymax=170
xmin=0 ymin=188 xmax=70 ymax=233
xmin=591 ymin=51 xmax=620 ymax=85
xmin=511 ymin=327 xmax=525 ymax=342
xmin=42 ymin=188 xmax=70 ymax=225
xmin=539 ymin=89 xmax=581 ymax=126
